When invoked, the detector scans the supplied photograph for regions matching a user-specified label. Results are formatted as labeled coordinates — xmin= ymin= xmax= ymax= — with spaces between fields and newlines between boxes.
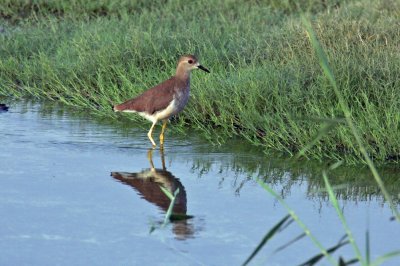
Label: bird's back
xmin=114 ymin=77 xmax=177 ymax=115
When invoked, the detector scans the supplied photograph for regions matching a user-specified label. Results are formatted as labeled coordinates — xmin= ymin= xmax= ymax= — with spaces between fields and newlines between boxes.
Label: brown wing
xmin=114 ymin=77 xmax=176 ymax=114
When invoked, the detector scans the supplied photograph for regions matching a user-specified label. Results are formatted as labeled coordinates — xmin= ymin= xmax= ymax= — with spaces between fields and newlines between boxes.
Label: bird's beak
xmin=197 ymin=65 xmax=210 ymax=73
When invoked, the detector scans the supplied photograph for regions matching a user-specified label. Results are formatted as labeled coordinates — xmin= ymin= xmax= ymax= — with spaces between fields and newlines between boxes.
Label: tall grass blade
xmin=273 ymin=232 xmax=306 ymax=254
xmin=339 ymin=257 xmax=359 ymax=266
xmin=371 ymin=250 xmax=400 ymax=266
xmin=160 ymin=185 xmax=174 ymax=201
xmin=322 ymin=170 xmax=364 ymax=264
xmin=242 ymin=214 xmax=292 ymax=266
xmin=160 ymin=186 xmax=180 ymax=226
xmin=256 ymin=178 xmax=335 ymax=264
xmin=301 ymin=15 xmax=400 ymax=221
xmin=297 ymin=235 xmax=351 ymax=266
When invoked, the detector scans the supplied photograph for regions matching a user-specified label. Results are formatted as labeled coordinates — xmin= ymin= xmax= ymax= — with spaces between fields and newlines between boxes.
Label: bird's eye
xmin=188 ymin=59 xmax=193 ymax=64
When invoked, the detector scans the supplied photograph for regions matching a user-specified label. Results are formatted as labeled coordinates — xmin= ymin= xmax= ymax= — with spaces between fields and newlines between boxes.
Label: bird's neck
xmin=175 ymin=66 xmax=191 ymax=83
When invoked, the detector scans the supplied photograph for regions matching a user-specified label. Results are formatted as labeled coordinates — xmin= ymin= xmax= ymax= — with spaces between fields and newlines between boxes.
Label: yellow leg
xmin=159 ymin=148 xmax=166 ymax=170
xmin=147 ymin=148 xmax=155 ymax=169
xmin=147 ymin=120 xmax=158 ymax=147
xmin=159 ymin=119 xmax=168 ymax=146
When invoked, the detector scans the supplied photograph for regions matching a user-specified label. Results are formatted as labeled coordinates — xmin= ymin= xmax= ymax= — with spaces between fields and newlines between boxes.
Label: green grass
xmin=1 ymin=0 xmax=400 ymax=164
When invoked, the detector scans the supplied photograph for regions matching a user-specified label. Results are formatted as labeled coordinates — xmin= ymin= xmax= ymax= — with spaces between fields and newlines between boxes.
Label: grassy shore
xmin=1 ymin=0 xmax=400 ymax=164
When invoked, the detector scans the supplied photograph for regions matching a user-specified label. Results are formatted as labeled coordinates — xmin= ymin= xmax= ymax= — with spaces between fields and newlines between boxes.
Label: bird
xmin=113 ymin=55 xmax=210 ymax=147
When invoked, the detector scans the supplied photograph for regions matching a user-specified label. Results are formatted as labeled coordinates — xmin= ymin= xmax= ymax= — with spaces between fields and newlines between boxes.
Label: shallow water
xmin=0 ymin=102 xmax=399 ymax=266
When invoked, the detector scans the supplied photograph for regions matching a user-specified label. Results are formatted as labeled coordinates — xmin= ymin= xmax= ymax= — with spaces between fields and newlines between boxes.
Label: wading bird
xmin=113 ymin=55 xmax=209 ymax=147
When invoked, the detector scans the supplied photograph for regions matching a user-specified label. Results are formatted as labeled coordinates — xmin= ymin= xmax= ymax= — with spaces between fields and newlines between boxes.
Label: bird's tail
xmin=112 ymin=104 xmax=120 ymax=112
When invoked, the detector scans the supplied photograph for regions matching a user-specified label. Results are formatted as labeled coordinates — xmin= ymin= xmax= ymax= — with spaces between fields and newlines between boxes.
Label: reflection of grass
xmin=1 ymin=0 xmax=400 ymax=163
xmin=186 ymin=149 xmax=400 ymax=204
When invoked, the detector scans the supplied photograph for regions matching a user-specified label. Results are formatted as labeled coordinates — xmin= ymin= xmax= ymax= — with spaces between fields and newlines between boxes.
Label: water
xmin=0 ymin=102 xmax=399 ymax=265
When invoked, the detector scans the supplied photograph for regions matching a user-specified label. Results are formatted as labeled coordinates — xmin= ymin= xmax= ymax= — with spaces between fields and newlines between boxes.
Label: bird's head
xmin=177 ymin=55 xmax=210 ymax=74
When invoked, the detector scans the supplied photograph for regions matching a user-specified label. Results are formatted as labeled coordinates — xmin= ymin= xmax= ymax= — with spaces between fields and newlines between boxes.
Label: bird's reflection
xmin=111 ymin=148 xmax=194 ymax=240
